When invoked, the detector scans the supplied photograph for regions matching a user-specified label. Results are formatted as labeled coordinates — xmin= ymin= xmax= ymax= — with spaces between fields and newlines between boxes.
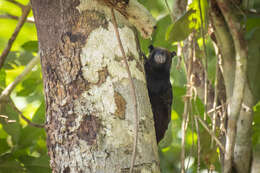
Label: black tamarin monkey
xmin=144 ymin=45 xmax=176 ymax=142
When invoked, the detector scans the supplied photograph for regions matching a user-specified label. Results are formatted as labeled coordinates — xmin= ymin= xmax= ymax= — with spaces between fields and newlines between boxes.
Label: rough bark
xmin=251 ymin=149 xmax=260 ymax=173
xmin=234 ymin=83 xmax=254 ymax=173
xmin=31 ymin=0 xmax=159 ymax=172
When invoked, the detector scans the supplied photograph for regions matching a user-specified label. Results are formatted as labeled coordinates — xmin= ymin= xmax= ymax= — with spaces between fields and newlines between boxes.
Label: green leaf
xmin=17 ymin=103 xmax=46 ymax=148
xmin=2 ymin=51 xmax=19 ymax=69
xmin=152 ymin=15 xmax=175 ymax=50
xmin=138 ymin=15 xmax=177 ymax=56
xmin=166 ymin=9 xmax=196 ymax=42
xmin=0 ymin=104 xmax=21 ymax=145
xmin=0 ymin=68 xmax=6 ymax=88
xmin=139 ymin=0 xmax=166 ymax=17
xmin=19 ymin=155 xmax=51 ymax=173
xmin=172 ymin=86 xmax=186 ymax=116
xmin=171 ymin=57 xmax=187 ymax=87
xmin=253 ymin=102 xmax=260 ymax=146
xmin=34 ymin=137 xmax=48 ymax=155
xmin=21 ymin=41 xmax=38 ymax=52
xmin=189 ymin=0 xmax=208 ymax=30
xmin=0 ymin=153 xmax=24 ymax=173
xmin=192 ymin=97 xmax=205 ymax=116
xmin=3 ymin=51 xmax=34 ymax=69
xmin=0 ymin=139 xmax=10 ymax=154
xmin=247 ymin=29 xmax=260 ymax=101
xmin=32 ymin=102 xmax=46 ymax=124
xmin=17 ymin=65 xmax=42 ymax=97
xmin=245 ymin=16 xmax=260 ymax=40
xmin=18 ymin=126 xmax=45 ymax=149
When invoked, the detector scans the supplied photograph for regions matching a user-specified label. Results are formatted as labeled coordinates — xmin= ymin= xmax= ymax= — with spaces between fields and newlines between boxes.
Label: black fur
xmin=144 ymin=45 xmax=176 ymax=142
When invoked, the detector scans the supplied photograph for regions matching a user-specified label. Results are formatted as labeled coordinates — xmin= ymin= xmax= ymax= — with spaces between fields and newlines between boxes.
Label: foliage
xmin=0 ymin=0 xmax=260 ymax=172
xmin=0 ymin=0 xmax=49 ymax=172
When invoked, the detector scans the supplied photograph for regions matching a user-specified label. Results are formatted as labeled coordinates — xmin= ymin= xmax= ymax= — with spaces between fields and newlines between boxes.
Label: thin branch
xmin=110 ymin=8 xmax=138 ymax=173
xmin=198 ymin=0 xmax=208 ymax=121
xmin=211 ymin=45 xmax=220 ymax=148
xmin=0 ymin=114 xmax=16 ymax=123
xmin=9 ymin=98 xmax=44 ymax=128
xmin=5 ymin=0 xmax=25 ymax=8
xmin=181 ymin=101 xmax=189 ymax=173
xmin=0 ymin=55 xmax=40 ymax=102
xmin=207 ymin=105 xmax=223 ymax=115
xmin=0 ymin=3 xmax=31 ymax=69
xmin=216 ymin=1 xmax=248 ymax=173
xmin=194 ymin=115 xmax=201 ymax=173
xmin=196 ymin=115 xmax=225 ymax=152
xmin=0 ymin=14 xmax=34 ymax=23
xmin=181 ymin=34 xmax=194 ymax=173
xmin=185 ymin=110 xmax=195 ymax=171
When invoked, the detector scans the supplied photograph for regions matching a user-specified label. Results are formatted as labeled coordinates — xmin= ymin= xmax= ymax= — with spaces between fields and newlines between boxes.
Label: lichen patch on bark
xmin=80 ymin=22 xmax=144 ymax=84
xmin=114 ymin=91 xmax=126 ymax=119
xmin=77 ymin=115 xmax=100 ymax=145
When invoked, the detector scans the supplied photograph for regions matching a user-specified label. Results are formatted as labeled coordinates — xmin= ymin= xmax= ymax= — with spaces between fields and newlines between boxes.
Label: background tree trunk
xmin=31 ymin=0 xmax=160 ymax=172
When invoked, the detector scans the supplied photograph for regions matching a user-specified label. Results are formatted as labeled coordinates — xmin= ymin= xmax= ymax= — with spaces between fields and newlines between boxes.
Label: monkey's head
xmin=147 ymin=45 xmax=176 ymax=71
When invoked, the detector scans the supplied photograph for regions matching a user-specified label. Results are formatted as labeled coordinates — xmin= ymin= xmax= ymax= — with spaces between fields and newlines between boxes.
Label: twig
xmin=9 ymin=98 xmax=44 ymax=128
xmin=194 ymin=115 xmax=201 ymax=173
xmin=198 ymin=0 xmax=208 ymax=121
xmin=184 ymin=109 xmax=194 ymax=172
xmin=211 ymin=43 xmax=220 ymax=148
xmin=0 ymin=55 xmax=40 ymax=102
xmin=0 ymin=114 xmax=16 ymax=123
xmin=110 ymin=8 xmax=138 ymax=173
xmin=181 ymin=34 xmax=194 ymax=173
xmin=207 ymin=105 xmax=222 ymax=115
xmin=216 ymin=1 xmax=248 ymax=172
xmin=181 ymin=101 xmax=189 ymax=173
xmin=196 ymin=115 xmax=225 ymax=152
xmin=0 ymin=14 xmax=34 ymax=23
xmin=5 ymin=0 xmax=25 ymax=8
xmin=0 ymin=3 xmax=31 ymax=68
xmin=185 ymin=109 xmax=195 ymax=171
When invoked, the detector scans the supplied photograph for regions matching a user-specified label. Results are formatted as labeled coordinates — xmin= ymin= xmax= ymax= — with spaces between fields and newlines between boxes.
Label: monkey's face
xmin=148 ymin=46 xmax=176 ymax=70
xmin=153 ymin=50 xmax=168 ymax=65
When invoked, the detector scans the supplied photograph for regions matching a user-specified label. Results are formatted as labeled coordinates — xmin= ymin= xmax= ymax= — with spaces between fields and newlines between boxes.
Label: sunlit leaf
xmin=21 ymin=41 xmax=38 ymax=52
xmin=166 ymin=9 xmax=196 ymax=42
xmin=0 ymin=68 xmax=6 ymax=88
xmin=17 ymin=70 xmax=42 ymax=97
xmin=188 ymin=0 xmax=208 ymax=30
xmin=3 ymin=51 xmax=34 ymax=69
xmin=32 ymin=102 xmax=45 ymax=124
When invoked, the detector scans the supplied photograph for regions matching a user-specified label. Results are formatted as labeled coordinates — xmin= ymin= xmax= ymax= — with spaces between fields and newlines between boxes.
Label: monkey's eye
xmin=154 ymin=53 xmax=166 ymax=64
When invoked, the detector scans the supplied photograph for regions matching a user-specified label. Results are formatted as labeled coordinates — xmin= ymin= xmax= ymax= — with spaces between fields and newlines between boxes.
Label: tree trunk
xmin=210 ymin=1 xmax=254 ymax=172
xmin=31 ymin=0 xmax=160 ymax=172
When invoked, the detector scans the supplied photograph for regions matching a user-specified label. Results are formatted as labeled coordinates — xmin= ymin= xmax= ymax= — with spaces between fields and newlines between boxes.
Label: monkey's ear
xmin=148 ymin=45 xmax=154 ymax=52
xmin=171 ymin=51 xmax=176 ymax=58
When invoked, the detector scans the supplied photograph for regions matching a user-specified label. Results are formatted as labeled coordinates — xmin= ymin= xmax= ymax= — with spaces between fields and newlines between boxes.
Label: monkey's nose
xmin=154 ymin=54 xmax=166 ymax=64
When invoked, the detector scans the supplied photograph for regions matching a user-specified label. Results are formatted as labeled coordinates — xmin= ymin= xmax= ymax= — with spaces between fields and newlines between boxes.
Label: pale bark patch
xmin=80 ymin=22 xmax=144 ymax=83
